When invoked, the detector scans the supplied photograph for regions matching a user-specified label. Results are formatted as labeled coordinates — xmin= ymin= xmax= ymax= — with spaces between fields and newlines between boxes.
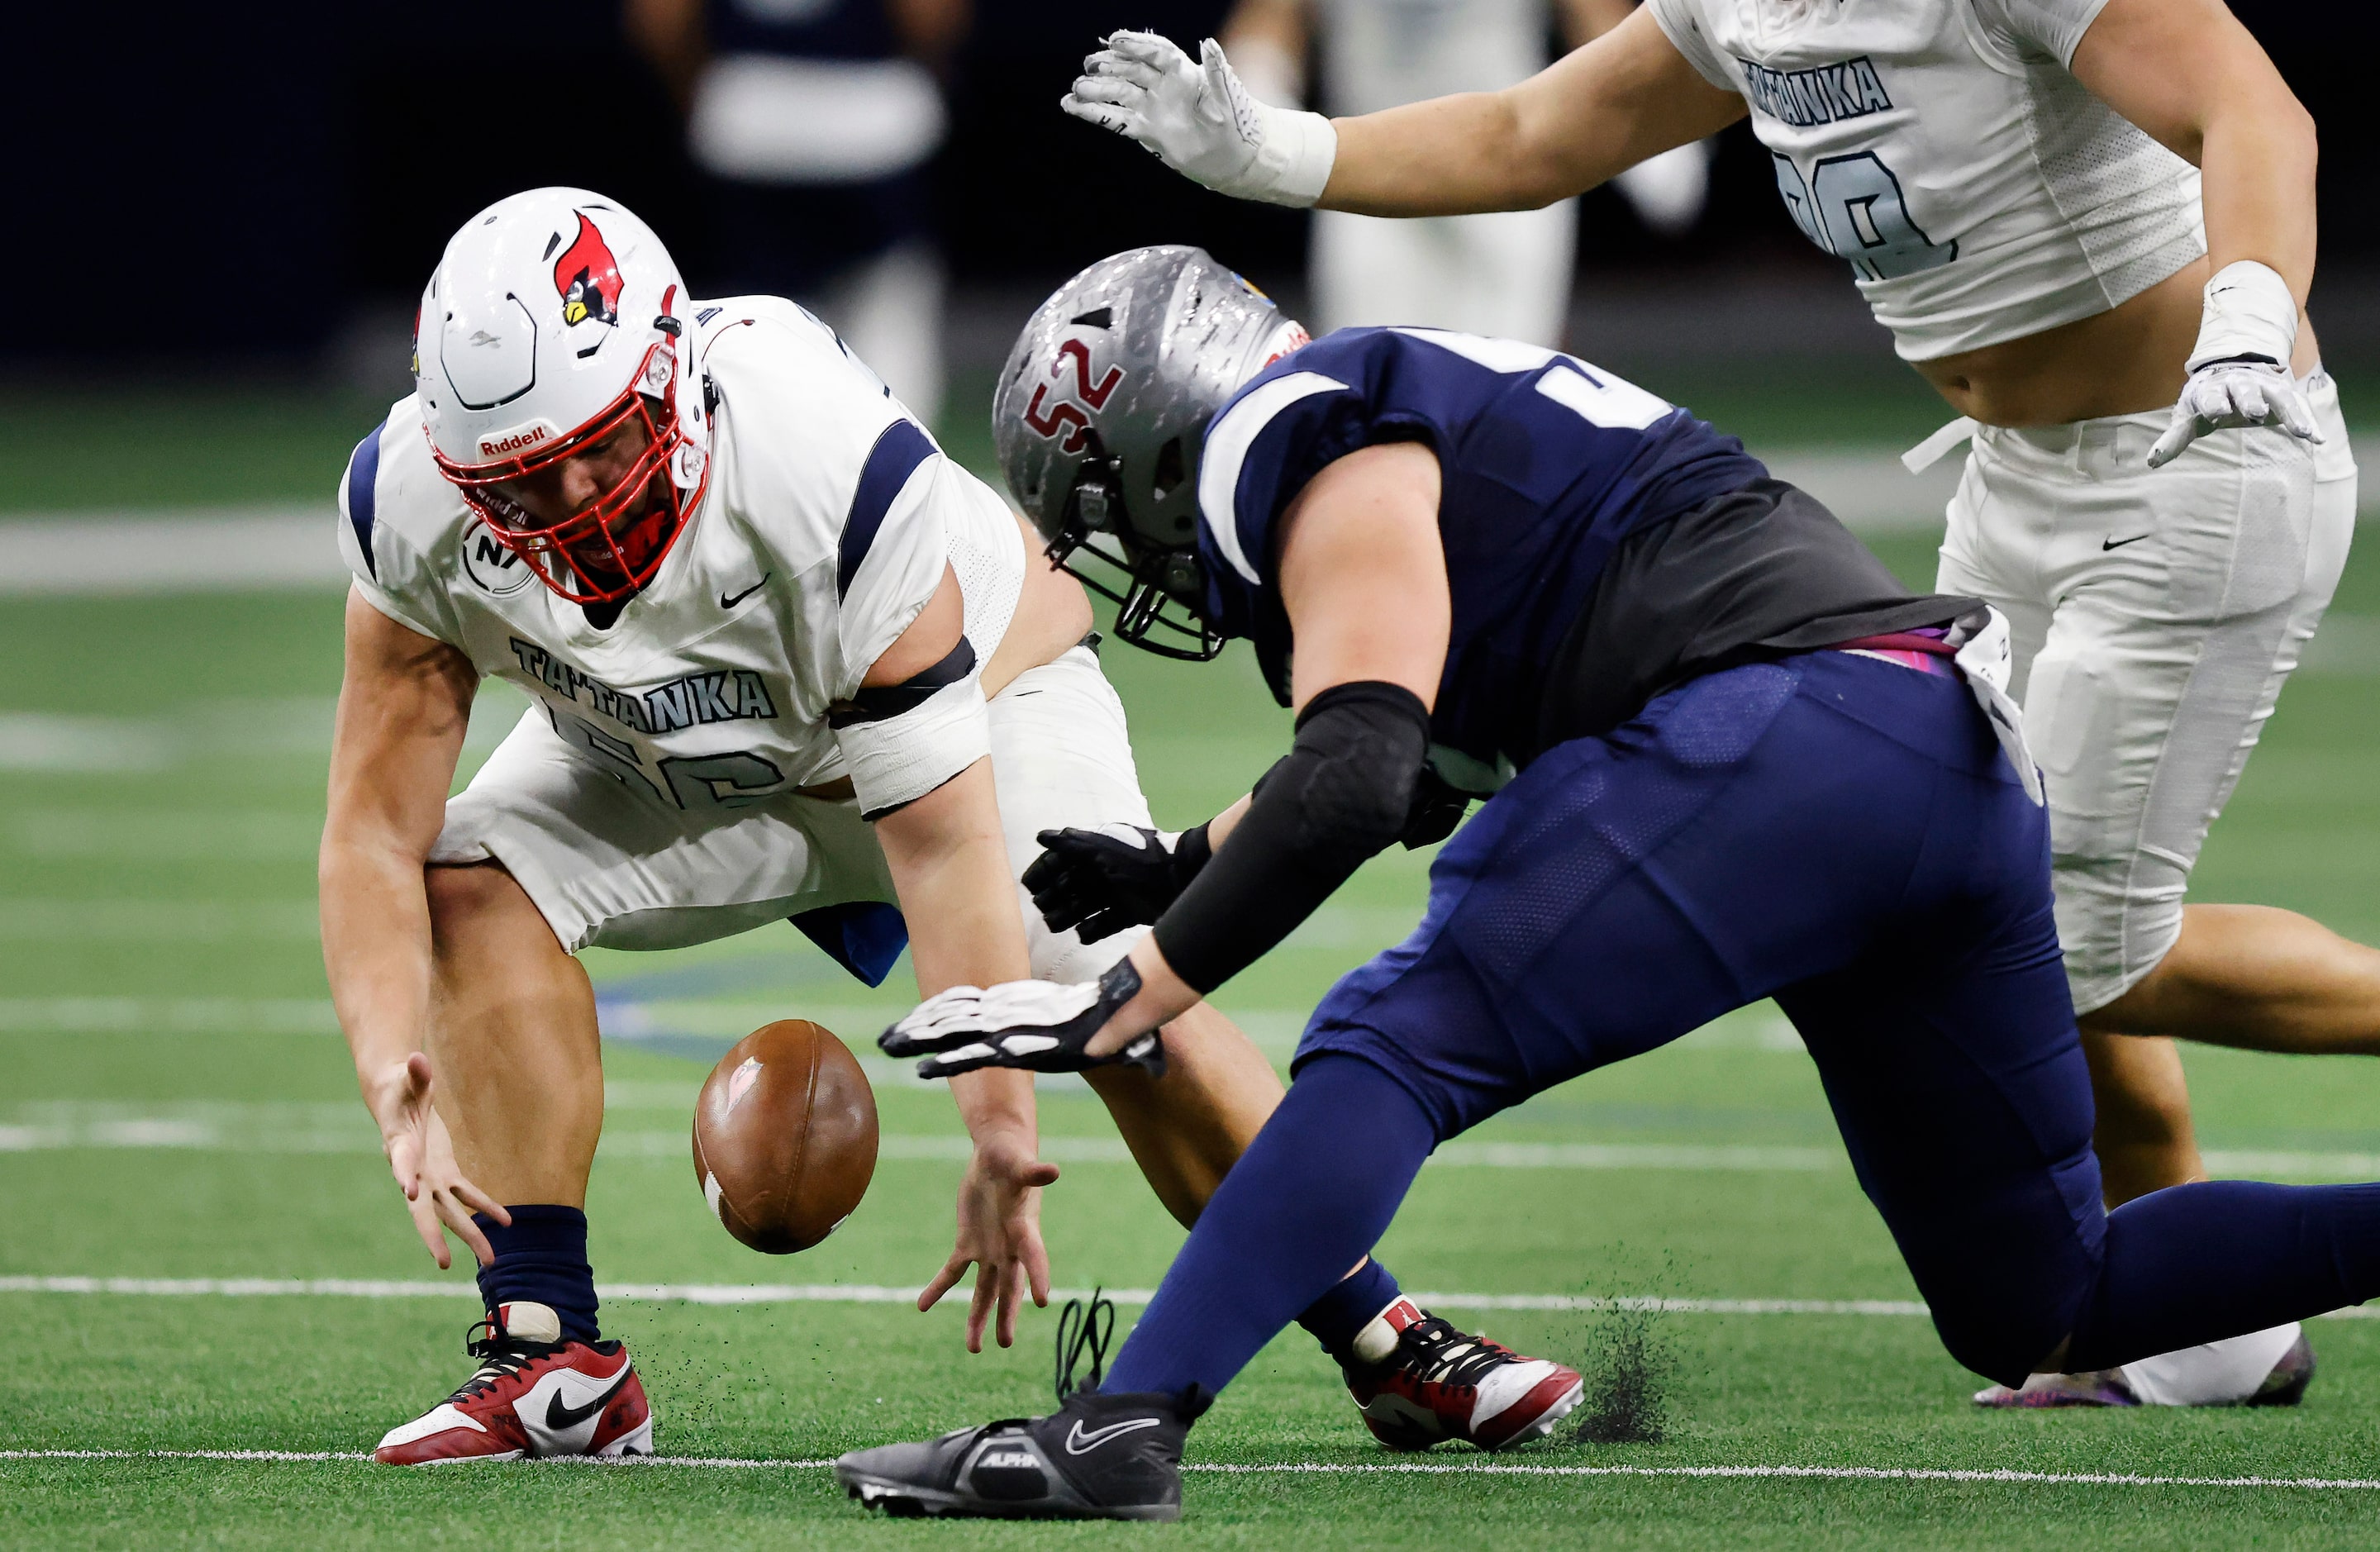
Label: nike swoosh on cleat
xmin=2101 ymin=534 xmax=2151 ymax=550
xmin=720 ymin=574 xmax=772 ymax=608
xmin=1064 ymin=1416 xmax=1161 ymax=1455
xmin=545 ymin=1369 xmax=634 ymax=1432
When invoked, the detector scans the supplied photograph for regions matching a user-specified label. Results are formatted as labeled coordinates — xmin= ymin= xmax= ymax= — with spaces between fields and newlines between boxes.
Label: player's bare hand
xmin=919 ymin=1131 xmax=1060 ymax=1353
xmin=366 ymin=1052 xmax=508 ymax=1271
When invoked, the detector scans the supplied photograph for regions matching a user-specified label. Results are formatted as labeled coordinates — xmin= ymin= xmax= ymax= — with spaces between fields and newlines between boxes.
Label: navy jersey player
xmin=832 ymin=248 xmax=2380 ymax=1521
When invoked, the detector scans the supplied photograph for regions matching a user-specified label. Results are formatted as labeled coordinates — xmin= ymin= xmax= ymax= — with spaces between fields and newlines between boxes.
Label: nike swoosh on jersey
xmin=2102 ymin=533 xmax=2152 ymax=550
xmin=721 ymin=573 xmax=773 ymax=608
xmin=545 ymin=1367 xmax=634 ymax=1431
xmin=1064 ymin=1416 xmax=1162 ymax=1455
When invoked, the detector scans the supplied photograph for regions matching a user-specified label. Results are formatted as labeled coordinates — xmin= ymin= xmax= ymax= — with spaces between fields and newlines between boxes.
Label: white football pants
xmin=1936 ymin=370 xmax=2357 ymax=1016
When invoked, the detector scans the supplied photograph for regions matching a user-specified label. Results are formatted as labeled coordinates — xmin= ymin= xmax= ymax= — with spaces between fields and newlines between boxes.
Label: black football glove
xmin=1022 ymin=821 xmax=1214 ymax=943
xmin=879 ymin=958 xmax=1164 ymax=1079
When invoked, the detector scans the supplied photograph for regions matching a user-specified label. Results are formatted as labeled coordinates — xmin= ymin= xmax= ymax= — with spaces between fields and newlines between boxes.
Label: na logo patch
xmin=461 ymin=519 xmax=536 ymax=596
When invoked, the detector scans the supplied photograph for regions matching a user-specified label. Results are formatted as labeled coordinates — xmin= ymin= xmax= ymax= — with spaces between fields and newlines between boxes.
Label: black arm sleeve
xmin=1150 ymin=681 xmax=1430 ymax=994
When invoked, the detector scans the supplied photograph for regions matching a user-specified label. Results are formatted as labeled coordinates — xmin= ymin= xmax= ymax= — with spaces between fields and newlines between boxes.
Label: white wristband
xmin=1246 ymin=105 xmax=1337 ymax=207
xmin=2186 ymin=259 xmax=2298 ymax=373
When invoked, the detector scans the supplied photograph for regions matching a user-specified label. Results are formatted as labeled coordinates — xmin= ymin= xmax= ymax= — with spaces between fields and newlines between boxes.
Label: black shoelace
xmin=449 ymin=1316 xmax=560 ymax=1403
xmin=1397 ymin=1316 xmax=1517 ymax=1394
xmin=1054 ymin=1288 xmax=1116 ymax=1402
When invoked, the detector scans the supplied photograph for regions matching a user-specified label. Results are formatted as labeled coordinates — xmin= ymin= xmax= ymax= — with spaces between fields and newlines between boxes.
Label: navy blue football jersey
xmin=1196 ymin=326 xmax=1768 ymax=769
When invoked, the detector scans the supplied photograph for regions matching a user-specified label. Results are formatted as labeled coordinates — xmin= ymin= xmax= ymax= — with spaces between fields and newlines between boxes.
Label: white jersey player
xmin=1059 ymin=0 xmax=2365 ymax=1408
xmin=322 ymin=188 xmax=1304 ymax=1463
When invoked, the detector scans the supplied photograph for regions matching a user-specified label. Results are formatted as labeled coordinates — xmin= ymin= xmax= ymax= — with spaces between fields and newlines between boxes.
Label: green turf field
xmin=4 ymin=383 xmax=2380 ymax=1547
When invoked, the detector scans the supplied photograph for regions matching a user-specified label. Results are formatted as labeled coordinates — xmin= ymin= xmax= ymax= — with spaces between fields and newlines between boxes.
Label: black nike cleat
xmin=835 ymin=1386 xmax=1205 ymax=1521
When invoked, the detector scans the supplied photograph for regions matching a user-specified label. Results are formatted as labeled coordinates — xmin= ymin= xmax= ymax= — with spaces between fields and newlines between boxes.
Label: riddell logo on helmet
xmin=554 ymin=212 xmax=624 ymax=328
xmin=480 ymin=426 xmax=552 ymax=457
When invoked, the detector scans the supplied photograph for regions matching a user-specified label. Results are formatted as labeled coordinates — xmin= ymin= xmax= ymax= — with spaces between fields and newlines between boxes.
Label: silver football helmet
xmin=994 ymin=246 xmax=1308 ymax=659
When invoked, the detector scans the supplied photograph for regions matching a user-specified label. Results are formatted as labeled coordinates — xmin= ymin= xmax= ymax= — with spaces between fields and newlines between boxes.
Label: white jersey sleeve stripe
xmin=838 ymin=418 xmax=937 ymax=597
xmin=340 ymin=421 xmax=386 ymax=581
xmin=1197 ymin=369 xmax=1352 ymax=585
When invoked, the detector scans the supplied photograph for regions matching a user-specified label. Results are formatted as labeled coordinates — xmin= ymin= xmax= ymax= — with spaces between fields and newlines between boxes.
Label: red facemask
xmin=431 ymin=340 xmax=705 ymax=606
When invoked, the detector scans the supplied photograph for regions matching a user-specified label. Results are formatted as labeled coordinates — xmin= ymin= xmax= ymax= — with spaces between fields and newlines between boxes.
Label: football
xmin=691 ymin=1020 xmax=880 ymax=1254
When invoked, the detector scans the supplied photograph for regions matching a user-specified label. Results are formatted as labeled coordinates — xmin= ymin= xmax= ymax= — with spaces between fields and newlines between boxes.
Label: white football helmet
xmin=415 ymin=188 xmax=711 ymax=604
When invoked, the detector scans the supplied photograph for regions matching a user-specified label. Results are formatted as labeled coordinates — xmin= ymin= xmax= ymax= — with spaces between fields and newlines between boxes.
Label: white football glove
xmin=2148 ymin=260 xmax=2323 ymax=469
xmin=880 ymin=959 xmax=1164 ymax=1080
xmin=1061 ymin=31 xmax=1336 ymax=207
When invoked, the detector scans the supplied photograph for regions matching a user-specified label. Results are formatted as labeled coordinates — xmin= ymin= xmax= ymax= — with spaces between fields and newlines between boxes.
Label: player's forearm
xmin=1321 ymin=11 xmax=1740 ymax=217
xmin=876 ymin=761 xmax=1044 ymax=1143
xmin=319 ymin=838 xmax=437 ymax=1107
xmin=2199 ymin=101 xmax=2318 ymax=307
xmin=1323 ymin=92 xmax=1573 ymax=216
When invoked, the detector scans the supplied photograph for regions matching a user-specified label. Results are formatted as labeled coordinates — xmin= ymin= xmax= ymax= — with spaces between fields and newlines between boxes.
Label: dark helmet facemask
xmin=1051 ymin=449 xmax=1227 ymax=660
xmin=994 ymin=246 xmax=1308 ymax=660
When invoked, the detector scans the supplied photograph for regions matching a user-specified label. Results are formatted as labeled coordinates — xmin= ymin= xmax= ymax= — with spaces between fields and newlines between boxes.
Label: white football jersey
xmin=1645 ymin=0 xmax=2205 ymax=360
xmin=336 ymin=298 xmax=1024 ymax=817
xmin=1316 ymin=0 xmax=1549 ymax=115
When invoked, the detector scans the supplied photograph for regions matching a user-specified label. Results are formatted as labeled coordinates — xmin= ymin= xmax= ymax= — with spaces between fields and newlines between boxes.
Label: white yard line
xmin=2 ymin=1448 xmax=2378 ymax=1490
xmin=0 ymin=1273 xmax=2368 ymax=1323
xmin=2 ymin=1104 xmax=2373 ymax=1182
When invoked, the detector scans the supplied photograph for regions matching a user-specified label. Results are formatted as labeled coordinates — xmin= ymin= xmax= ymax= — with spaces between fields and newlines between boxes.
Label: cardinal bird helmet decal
xmin=553 ymin=212 xmax=623 ymax=330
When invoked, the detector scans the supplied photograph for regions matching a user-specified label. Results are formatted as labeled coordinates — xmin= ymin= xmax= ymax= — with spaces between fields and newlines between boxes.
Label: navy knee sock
xmin=473 ymin=1205 xmax=600 ymax=1345
xmin=1105 ymin=1055 xmax=1436 ymax=1397
xmin=2065 ymin=1180 xmax=2380 ymax=1372
xmin=1297 ymin=1258 xmax=1406 ymax=1361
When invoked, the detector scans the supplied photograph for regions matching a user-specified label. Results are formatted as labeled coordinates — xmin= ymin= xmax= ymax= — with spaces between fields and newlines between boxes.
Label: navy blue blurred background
xmin=4 ymin=0 xmax=2369 ymax=366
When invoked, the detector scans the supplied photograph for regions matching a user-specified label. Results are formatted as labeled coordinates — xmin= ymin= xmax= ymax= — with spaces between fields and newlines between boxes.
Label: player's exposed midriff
xmin=983 ymin=511 xmax=1096 ymax=697
xmin=1914 ymin=258 xmax=2323 ymax=429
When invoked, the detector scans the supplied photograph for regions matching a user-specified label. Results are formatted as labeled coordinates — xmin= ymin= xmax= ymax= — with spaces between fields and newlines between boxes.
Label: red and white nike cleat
xmin=1340 ymin=1297 xmax=1583 ymax=1450
xmin=374 ymin=1301 xmax=654 ymax=1464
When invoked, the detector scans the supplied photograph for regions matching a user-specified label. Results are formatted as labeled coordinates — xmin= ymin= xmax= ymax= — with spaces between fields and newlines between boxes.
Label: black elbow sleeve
xmin=1151 ymin=681 xmax=1430 ymax=994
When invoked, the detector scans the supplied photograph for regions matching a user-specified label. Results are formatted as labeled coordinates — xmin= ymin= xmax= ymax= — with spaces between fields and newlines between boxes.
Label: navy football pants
xmin=1103 ymin=652 xmax=2380 ymax=1397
